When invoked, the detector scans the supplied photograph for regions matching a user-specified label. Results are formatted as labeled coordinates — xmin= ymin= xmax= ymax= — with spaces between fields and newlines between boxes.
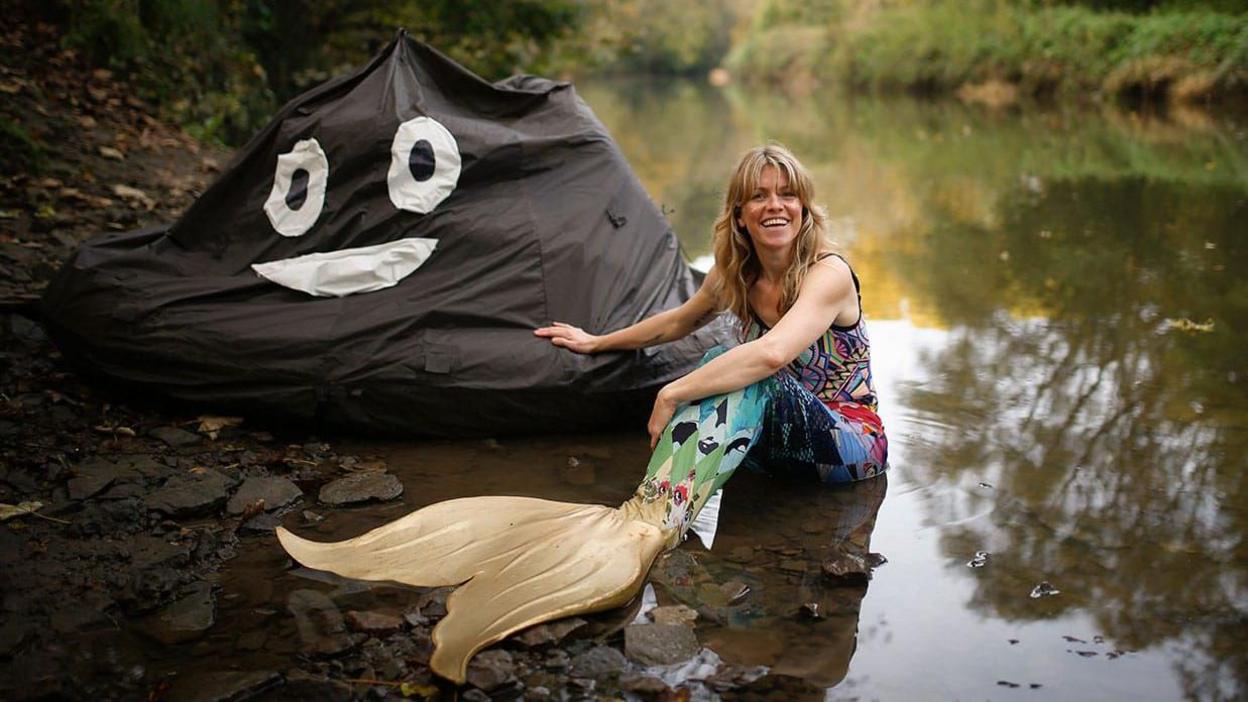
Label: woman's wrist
xmin=656 ymin=382 xmax=682 ymax=407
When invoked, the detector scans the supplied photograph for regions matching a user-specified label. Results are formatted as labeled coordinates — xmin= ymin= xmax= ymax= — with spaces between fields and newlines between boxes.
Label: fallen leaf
xmin=197 ymin=415 xmax=243 ymax=439
xmin=399 ymin=682 xmax=439 ymax=699
xmin=240 ymin=499 xmax=267 ymax=521
xmin=98 ymin=146 xmax=124 ymax=161
xmin=0 ymin=501 xmax=43 ymax=522
xmin=112 ymin=184 xmax=155 ymax=210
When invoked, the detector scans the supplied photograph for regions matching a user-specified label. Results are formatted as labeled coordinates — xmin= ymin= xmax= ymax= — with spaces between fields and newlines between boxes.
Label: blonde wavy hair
xmin=712 ymin=143 xmax=830 ymax=334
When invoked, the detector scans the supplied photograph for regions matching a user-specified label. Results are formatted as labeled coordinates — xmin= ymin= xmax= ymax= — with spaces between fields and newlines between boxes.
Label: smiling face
xmin=736 ymin=165 xmax=804 ymax=255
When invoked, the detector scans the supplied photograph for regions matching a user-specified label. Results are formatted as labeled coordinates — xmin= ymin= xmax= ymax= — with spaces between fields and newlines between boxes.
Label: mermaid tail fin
xmin=276 ymin=496 xmax=667 ymax=682
xmin=277 ymin=351 xmax=773 ymax=683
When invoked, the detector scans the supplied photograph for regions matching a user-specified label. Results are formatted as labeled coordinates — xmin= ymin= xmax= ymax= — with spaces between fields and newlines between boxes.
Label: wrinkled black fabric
xmin=42 ymin=32 xmax=728 ymax=436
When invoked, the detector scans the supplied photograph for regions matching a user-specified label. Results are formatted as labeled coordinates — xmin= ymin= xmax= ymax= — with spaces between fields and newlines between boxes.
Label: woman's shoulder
xmin=805 ymin=251 xmax=859 ymax=297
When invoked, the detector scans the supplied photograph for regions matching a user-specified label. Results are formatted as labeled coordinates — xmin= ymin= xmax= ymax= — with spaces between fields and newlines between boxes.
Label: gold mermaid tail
xmin=277 ymin=369 xmax=770 ymax=682
xmin=276 ymin=496 xmax=670 ymax=682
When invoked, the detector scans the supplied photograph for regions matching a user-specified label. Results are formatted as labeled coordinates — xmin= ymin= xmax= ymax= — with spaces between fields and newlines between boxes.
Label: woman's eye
xmin=265 ymin=138 xmax=329 ymax=237
xmin=387 ymin=116 xmax=461 ymax=214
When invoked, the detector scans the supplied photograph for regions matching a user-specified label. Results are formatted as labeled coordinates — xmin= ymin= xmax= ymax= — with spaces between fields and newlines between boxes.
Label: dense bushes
xmin=729 ymin=0 xmax=1248 ymax=102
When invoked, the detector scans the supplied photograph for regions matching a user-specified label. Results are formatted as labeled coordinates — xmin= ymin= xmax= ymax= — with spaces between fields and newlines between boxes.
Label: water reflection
xmin=581 ymin=77 xmax=1248 ymax=699
xmin=663 ymin=473 xmax=887 ymax=689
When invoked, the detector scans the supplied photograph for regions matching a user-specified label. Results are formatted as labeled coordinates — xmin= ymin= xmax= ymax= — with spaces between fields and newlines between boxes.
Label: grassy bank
xmin=728 ymin=1 xmax=1248 ymax=103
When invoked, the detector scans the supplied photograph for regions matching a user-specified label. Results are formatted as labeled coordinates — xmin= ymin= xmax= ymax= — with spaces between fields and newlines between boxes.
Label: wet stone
xmin=543 ymin=649 xmax=571 ymax=671
xmin=1030 ymin=581 xmax=1061 ymax=599
xmin=147 ymin=469 xmax=235 ymax=517
xmin=649 ymin=605 xmax=698 ymax=627
xmin=345 ymin=610 xmax=403 ymax=635
xmin=624 ymin=623 xmax=700 ymax=666
xmin=149 ymin=426 xmax=202 ymax=448
xmin=166 ymin=670 xmax=281 ymax=702
xmin=318 ymin=472 xmax=403 ymax=506
xmin=139 ymin=581 xmax=215 ymax=644
xmin=822 ymin=552 xmax=871 ymax=583
xmin=466 ymin=649 xmax=515 ymax=691
xmin=226 ymin=476 xmax=302 ymax=515
xmin=67 ymin=471 xmax=115 ymax=501
xmin=569 ymin=644 xmax=628 ymax=678
xmin=514 ymin=617 xmax=587 ymax=647
xmin=126 ymin=535 xmax=192 ymax=569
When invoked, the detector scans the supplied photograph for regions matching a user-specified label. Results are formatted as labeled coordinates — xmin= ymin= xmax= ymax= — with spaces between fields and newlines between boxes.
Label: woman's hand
xmin=534 ymin=322 xmax=601 ymax=354
xmin=647 ymin=386 xmax=679 ymax=449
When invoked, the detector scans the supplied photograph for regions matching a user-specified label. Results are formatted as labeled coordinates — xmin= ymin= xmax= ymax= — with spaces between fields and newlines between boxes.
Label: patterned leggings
xmin=638 ymin=346 xmax=889 ymax=540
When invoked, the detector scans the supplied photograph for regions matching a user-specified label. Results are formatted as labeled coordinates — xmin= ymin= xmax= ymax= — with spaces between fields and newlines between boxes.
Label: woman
xmin=277 ymin=144 xmax=886 ymax=683
xmin=538 ymin=142 xmax=886 ymax=493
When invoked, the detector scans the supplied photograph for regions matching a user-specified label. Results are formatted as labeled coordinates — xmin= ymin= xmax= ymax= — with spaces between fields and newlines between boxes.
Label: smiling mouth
xmin=761 ymin=218 xmax=789 ymax=228
xmin=252 ymin=237 xmax=438 ymax=297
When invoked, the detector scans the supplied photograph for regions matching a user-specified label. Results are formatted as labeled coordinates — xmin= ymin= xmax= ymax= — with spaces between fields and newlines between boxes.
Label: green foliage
xmin=730 ymin=0 xmax=1248 ymax=101
xmin=551 ymin=0 xmax=744 ymax=75
xmin=45 ymin=0 xmax=273 ymax=145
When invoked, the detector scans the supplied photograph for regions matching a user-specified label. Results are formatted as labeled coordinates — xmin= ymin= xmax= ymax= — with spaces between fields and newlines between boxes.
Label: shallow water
xmin=222 ymin=81 xmax=1247 ymax=699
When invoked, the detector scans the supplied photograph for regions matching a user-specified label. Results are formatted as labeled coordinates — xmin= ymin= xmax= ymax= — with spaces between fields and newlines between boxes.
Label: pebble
xmin=318 ymin=472 xmax=403 ymax=505
xmin=569 ymin=645 xmax=628 ymax=677
xmin=146 ymin=469 xmax=236 ymax=517
xmin=514 ymin=617 xmax=587 ymax=647
xmin=822 ymin=552 xmax=870 ymax=583
xmin=139 ymin=582 xmax=216 ymax=644
xmin=624 ymin=623 xmax=700 ymax=666
xmin=226 ymin=476 xmax=302 ymax=515
xmin=465 ymin=649 xmax=515 ymax=691
xmin=649 ymin=604 xmax=698 ymax=627
xmin=345 ymin=610 xmax=404 ymax=635
xmin=149 ymin=426 xmax=203 ymax=448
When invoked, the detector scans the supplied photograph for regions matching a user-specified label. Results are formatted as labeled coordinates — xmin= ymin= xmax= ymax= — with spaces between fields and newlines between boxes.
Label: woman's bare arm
xmin=658 ymin=258 xmax=855 ymax=405
xmin=535 ymin=268 xmax=723 ymax=354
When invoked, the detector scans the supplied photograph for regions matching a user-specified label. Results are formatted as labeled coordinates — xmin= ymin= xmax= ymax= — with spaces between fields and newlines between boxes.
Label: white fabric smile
xmin=252 ymin=237 xmax=438 ymax=297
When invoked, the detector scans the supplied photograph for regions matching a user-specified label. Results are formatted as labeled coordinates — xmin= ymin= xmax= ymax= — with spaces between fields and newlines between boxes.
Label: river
xmin=212 ymin=78 xmax=1247 ymax=699
xmin=575 ymin=76 xmax=1248 ymax=699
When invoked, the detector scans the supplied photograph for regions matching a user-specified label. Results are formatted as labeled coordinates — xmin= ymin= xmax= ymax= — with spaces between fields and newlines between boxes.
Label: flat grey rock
xmin=570 ymin=645 xmax=628 ymax=677
xmin=465 ymin=649 xmax=514 ymax=691
xmin=318 ymin=472 xmax=402 ymax=506
xmin=226 ymin=476 xmax=302 ymax=515
xmin=149 ymin=426 xmax=203 ymax=448
xmin=140 ymin=582 xmax=216 ymax=644
xmin=624 ymin=623 xmax=700 ymax=666
xmin=147 ymin=469 xmax=236 ymax=516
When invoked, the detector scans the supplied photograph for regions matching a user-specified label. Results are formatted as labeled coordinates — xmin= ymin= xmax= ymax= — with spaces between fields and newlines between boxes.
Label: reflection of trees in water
xmin=895 ymin=176 xmax=1248 ymax=699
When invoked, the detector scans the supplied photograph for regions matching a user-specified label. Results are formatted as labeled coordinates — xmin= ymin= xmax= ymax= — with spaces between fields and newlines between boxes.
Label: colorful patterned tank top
xmin=746 ymin=253 xmax=879 ymax=412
